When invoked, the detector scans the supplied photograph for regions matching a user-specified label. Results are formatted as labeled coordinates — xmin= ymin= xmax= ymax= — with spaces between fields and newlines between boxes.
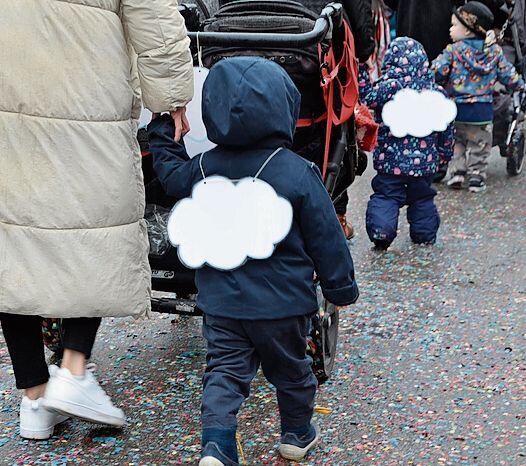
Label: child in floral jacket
xmin=360 ymin=37 xmax=454 ymax=249
xmin=433 ymin=1 xmax=525 ymax=192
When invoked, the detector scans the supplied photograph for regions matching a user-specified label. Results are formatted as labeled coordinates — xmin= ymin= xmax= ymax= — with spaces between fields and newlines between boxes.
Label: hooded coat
xmin=150 ymin=57 xmax=359 ymax=320
xmin=0 ymin=0 xmax=193 ymax=318
xmin=360 ymin=38 xmax=454 ymax=176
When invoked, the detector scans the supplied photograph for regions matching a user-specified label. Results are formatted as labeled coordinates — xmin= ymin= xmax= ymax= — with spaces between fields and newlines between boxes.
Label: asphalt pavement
xmin=1 ymin=152 xmax=525 ymax=465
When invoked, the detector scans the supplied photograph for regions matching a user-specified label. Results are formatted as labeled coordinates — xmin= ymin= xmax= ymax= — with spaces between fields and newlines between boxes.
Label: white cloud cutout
xmin=167 ymin=176 xmax=293 ymax=271
xmin=184 ymin=67 xmax=216 ymax=158
xmin=139 ymin=68 xmax=215 ymax=158
xmin=382 ymin=88 xmax=457 ymax=138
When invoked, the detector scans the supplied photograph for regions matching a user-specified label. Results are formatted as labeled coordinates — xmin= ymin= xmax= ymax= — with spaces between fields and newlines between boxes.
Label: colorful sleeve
xmin=497 ymin=52 xmax=525 ymax=91
xmin=362 ymin=78 xmax=402 ymax=110
xmin=358 ymin=63 xmax=373 ymax=102
xmin=437 ymin=122 xmax=455 ymax=164
xmin=432 ymin=45 xmax=454 ymax=86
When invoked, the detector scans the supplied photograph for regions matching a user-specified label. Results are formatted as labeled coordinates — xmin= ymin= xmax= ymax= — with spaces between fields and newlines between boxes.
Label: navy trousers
xmin=366 ymin=174 xmax=440 ymax=245
xmin=201 ymin=313 xmax=317 ymax=441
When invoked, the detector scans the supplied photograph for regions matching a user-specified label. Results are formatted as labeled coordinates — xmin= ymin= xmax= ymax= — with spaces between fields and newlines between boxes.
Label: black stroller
xmin=44 ymin=1 xmax=360 ymax=384
xmin=492 ymin=0 xmax=526 ymax=176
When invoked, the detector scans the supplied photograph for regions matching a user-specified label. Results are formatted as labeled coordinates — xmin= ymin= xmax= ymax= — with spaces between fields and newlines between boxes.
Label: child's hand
xmin=170 ymin=107 xmax=191 ymax=142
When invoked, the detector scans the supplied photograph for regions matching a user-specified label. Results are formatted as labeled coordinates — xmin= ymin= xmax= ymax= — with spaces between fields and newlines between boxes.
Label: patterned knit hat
xmin=454 ymin=1 xmax=495 ymax=38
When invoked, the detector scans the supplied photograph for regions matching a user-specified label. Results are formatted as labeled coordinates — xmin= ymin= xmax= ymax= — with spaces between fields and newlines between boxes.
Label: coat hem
xmin=0 ymin=108 xmax=131 ymax=124
xmin=0 ymin=219 xmax=142 ymax=232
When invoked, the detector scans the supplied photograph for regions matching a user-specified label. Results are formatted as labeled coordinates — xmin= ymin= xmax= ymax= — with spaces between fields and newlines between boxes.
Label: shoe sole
xmin=199 ymin=457 xmax=225 ymax=466
xmin=279 ymin=430 xmax=320 ymax=462
xmin=19 ymin=413 xmax=68 ymax=440
xmin=469 ymin=186 xmax=486 ymax=193
xmin=43 ymin=398 xmax=124 ymax=427
xmin=20 ymin=426 xmax=54 ymax=440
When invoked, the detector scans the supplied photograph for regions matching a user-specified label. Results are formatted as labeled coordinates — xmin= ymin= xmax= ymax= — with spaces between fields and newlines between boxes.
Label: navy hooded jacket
xmin=149 ymin=57 xmax=358 ymax=320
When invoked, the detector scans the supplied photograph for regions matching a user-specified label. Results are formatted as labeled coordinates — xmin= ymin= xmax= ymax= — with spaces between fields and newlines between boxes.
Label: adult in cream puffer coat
xmin=0 ymin=0 xmax=194 ymax=319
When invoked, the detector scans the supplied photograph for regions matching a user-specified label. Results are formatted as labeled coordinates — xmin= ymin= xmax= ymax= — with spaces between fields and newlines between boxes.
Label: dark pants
xmin=0 ymin=314 xmax=101 ymax=389
xmin=334 ymin=189 xmax=349 ymax=216
xmin=201 ymin=313 xmax=317 ymax=445
xmin=366 ymin=174 xmax=440 ymax=245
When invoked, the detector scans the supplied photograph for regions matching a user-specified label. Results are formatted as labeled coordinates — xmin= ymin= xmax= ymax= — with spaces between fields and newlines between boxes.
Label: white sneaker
xmin=447 ymin=174 xmax=465 ymax=189
xmin=20 ymin=396 xmax=68 ymax=440
xmin=43 ymin=367 xmax=125 ymax=427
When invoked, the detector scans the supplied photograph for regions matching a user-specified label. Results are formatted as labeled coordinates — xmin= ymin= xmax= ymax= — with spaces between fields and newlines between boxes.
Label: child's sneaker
xmin=199 ymin=442 xmax=239 ymax=466
xmin=43 ymin=367 xmax=125 ymax=427
xmin=373 ymin=239 xmax=390 ymax=250
xmin=19 ymin=396 xmax=69 ymax=440
xmin=468 ymin=176 xmax=486 ymax=193
xmin=279 ymin=423 xmax=320 ymax=461
xmin=447 ymin=173 xmax=465 ymax=189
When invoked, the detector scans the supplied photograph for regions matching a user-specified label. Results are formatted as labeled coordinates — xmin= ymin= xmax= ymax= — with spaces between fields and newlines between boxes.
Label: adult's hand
xmin=170 ymin=107 xmax=190 ymax=142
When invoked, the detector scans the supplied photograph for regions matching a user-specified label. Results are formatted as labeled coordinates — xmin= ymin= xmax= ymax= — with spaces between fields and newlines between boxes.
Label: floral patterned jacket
xmin=360 ymin=37 xmax=454 ymax=177
xmin=433 ymin=39 xmax=524 ymax=104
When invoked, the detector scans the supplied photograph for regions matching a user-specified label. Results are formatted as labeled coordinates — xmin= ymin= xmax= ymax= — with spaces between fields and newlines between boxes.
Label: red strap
xmin=317 ymin=20 xmax=359 ymax=179
xmin=296 ymin=113 xmax=327 ymax=128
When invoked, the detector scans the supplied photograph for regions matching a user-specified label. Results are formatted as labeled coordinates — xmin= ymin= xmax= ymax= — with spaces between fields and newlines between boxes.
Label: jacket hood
xmin=382 ymin=37 xmax=432 ymax=86
xmin=202 ymin=57 xmax=301 ymax=148
xmin=455 ymin=39 xmax=499 ymax=75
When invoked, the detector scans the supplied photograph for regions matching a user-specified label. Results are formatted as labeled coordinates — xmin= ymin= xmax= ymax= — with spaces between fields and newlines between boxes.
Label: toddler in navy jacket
xmin=360 ymin=37 xmax=454 ymax=249
xmin=148 ymin=57 xmax=359 ymax=466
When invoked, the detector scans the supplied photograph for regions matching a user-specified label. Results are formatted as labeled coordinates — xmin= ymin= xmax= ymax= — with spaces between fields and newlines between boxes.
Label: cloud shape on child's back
xmin=382 ymin=89 xmax=457 ymax=138
xmin=167 ymin=176 xmax=293 ymax=271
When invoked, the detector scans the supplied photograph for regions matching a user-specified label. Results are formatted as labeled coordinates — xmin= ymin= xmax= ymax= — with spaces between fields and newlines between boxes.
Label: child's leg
xmin=448 ymin=123 xmax=469 ymax=181
xmin=366 ymin=174 xmax=406 ymax=247
xmin=406 ymin=176 xmax=440 ymax=244
xmin=465 ymin=123 xmax=493 ymax=182
xmin=201 ymin=314 xmax=260 ymax=464
xmin=248 ymin=315 xmax=317 ymax=435
xmin=0 ymin=313 xmax=49 ymax=396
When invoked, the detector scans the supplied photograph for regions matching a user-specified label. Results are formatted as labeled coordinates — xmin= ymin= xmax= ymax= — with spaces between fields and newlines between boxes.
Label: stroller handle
xmin=187 ymin=3 xmax=343 ymax=48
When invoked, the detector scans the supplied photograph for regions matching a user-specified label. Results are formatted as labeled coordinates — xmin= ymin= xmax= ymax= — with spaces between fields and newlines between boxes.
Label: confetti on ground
xmin=1 ymin=154 xmax=524 ymax=464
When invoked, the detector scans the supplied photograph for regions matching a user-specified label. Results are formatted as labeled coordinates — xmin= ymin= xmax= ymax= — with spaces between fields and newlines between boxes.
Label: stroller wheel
xmin=506 ymin=130 xmax=525 ymax=176
xmin=42 ymin=318 xmax=64 ymax=360
xmin=308 ymin=298 xmax=339 ymax=385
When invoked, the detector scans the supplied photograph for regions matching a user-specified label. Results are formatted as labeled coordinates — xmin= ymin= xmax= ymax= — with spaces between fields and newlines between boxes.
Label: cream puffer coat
xmin=0 ymin=0 xmax=194 ymax=318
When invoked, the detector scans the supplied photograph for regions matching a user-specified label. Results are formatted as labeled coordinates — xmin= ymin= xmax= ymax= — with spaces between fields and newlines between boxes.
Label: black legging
xmin=0 ymin=314 xmax=101 ymax=389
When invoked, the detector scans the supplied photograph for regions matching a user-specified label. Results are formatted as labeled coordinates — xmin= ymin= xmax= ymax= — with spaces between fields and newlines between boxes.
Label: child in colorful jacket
xmin=360 ymin=37 xmax=454 ymax=249
xmin=433 ymin=1 xmax=525 ymax=192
